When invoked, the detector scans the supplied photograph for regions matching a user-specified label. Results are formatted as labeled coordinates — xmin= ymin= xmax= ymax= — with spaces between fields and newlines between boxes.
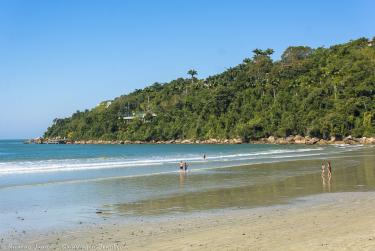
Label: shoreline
xmin=27 ymin=135 xmax=375 ymax=145
xmin=0 ymin=144 xmax=375 ymax=251
xmin=2 ymin=146 xmax=375 ymax=250
xmin=5 ymin=191 xmax=375 ymax=250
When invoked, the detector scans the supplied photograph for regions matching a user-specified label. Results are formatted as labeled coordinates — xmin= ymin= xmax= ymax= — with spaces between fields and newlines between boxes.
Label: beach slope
xmin=6 ymin=192 xmax=375 ymax=251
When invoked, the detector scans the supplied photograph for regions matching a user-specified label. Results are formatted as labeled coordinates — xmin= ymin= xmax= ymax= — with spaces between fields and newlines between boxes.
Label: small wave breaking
xmin=0 ymin=145 xmax=363 ymax=175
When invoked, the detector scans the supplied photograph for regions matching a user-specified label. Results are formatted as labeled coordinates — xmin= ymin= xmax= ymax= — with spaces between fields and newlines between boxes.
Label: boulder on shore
xmin=231 ymin=138 xmax=243 ymax=144
xmin=306 ymin=137 xmax=320 ymax=145
xmin=275 ymin=138 xmax=289 ymax=144
xmin=365 ymin=137 xmax=375 ymax=144
xmin=267 ymin=136 xmax=276 ymax=143
xmin=294 ymin=135 xmax=306 ymax=144
xmin=285 ymin=136 xmax=295 ymax=143
xmin=317 ymin=139 xmax=328 ymax=145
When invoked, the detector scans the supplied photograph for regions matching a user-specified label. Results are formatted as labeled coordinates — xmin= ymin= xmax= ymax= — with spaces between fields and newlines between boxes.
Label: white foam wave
xmin=0 ymin=147 xmax=328 ymax=175
xmin=333 ymin=144 xmax=364 ymax=148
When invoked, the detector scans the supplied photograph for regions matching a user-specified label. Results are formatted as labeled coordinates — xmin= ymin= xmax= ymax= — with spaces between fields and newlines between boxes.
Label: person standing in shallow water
xmin=179 ymin=161 xmax=184 ymax=172
xmin=184 ymin=162 xmax=188 ymax=172
xmin=327 ymin=161 xmax=332 ymax=177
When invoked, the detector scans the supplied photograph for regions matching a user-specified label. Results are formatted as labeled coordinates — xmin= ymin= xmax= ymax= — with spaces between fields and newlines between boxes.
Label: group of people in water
xmin=179 ymin=161 xmax=188 ymax=172
xmin=321 ymin=160 xmax=332 ymax=178
xmin=178 ymin=154 xmax=207 ymax=173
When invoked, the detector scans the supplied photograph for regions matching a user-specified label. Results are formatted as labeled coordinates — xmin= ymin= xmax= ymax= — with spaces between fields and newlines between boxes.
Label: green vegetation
xmin=45 ymin=37 xmax=375 ymax=142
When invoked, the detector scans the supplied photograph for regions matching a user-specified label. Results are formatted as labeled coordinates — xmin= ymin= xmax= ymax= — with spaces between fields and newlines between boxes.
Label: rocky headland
xmin=27 ymin=135 xmax=375 ymax=145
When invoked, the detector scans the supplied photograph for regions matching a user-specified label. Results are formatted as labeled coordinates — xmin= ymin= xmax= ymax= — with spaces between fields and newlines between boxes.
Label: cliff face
xmin=44 ymin=37 xmax=375 ymax=142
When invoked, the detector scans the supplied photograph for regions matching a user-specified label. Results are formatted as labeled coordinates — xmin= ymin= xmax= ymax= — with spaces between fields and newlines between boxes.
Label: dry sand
xmin=3 ymin=192 xmax=375 ymax=251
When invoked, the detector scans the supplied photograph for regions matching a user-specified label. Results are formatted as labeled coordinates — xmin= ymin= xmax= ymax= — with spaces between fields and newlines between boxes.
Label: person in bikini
xmin=179 ymin=161 xmax=184 ymax=172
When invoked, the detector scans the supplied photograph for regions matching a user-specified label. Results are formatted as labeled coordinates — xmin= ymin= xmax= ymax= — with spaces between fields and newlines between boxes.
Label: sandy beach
xmin=1 ymin=144 xmax=375 ymax=251
xmin=3 ymin=191 xmax=375 ymax=251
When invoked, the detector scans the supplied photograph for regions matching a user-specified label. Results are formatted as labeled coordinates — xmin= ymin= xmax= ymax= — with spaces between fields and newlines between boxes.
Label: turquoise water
xmin=0 ymin=140 xmax=357 ymax=187
xmin=0 ymin=140 xmax=372 ymax=234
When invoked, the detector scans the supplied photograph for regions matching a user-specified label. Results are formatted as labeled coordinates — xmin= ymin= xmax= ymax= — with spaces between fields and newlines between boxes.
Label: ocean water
xmin=0 ymin=140 xmax=361 ymax=186
xmin=0 ymin=140 xmax=373 ymax=234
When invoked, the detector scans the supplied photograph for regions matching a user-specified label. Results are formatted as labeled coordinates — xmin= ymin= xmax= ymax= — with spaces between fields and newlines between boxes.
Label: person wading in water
xmin=179 ymin=161 xmax=184 ymax=172
xmin=327 ymin=161 xmax=332 ymax=177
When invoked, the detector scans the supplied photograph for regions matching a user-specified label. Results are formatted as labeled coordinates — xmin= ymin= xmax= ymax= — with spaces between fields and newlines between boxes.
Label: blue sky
xmin=0 ymin=0 xmax=374 ymax=139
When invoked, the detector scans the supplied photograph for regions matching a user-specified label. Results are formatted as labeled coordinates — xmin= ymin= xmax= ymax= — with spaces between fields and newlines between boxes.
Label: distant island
xmin=43 ymin=37 xmax=375 ymax=144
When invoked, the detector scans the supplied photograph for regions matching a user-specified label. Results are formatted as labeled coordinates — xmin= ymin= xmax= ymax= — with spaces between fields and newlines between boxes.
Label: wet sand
xmin=4 ymin=192 xmax=375 ymax=250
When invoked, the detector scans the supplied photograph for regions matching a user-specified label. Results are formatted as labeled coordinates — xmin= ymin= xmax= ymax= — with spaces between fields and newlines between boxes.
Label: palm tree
xmin=187 ymin=69 xmax=197 ymax=83
xmin=186 ymin=69 xmax=198 ymax=94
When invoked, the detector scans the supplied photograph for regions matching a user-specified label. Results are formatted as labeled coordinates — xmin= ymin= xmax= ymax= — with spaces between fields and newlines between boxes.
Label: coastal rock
xmin=343 ymin=135 xmax=356 ymax=144
xmin=275 ymin=138 xmax=289 ymax=144
xmin=354 ymin=137 xmax=362 ymax=142
xmin=267 ymin=136 xmax=276 ymax=143
xmin=293 ymin=135 xmax=304 ymax=141
xmin=258 ymin=138 xmax=269 ymax=143
xmin=358 ymin=137 xmax=366 ymax=144
xmin=335 ymin=140 xmax=346 ymax=145
xmin=344 ymin=135 xmax=353 ymax=141
xmin=330 ymin=136 xmax=342 ymax=142
xmin=285 ymin=135 xmax=295 ymax=143
xmin=365 ymin=137 xmax=375 ymax=144
xmin=350 ymin=137 xmax=361 ymax=143
xmin=204 ymin=138 xmax=217 ymax=144
xmin=294 ymin=135 xmax=306 ymax=144
xmin=36 ymin=135 xmax=375 ymax=145
xmin=306 ymin=137 xmax=320 ymax=145
xmin=231 ymin=138 xmax=243 ymax=144
xmin=317 ymin=139 xmax=328 ymax=145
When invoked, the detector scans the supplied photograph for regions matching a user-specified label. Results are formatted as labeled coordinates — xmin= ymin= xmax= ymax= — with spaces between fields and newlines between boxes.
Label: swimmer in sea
xmin=179 ymin=161 xmax=184 ymax=172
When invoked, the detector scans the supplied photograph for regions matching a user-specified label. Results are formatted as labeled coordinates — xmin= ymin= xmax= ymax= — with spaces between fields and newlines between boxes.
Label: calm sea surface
xmin=0 ymin=140 xmax=374 ymax=234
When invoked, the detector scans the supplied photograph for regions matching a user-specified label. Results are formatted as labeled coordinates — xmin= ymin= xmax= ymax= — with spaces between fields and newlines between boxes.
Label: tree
xmin=187 ymin=69 xmax=197 ymax=82
xmin=281 ymin=46 xmax=313 ymax=63
xmin=252 ymin=48 xmax=274 ymax=58
xmin=186 ymin=69 xmax=198 ymax=94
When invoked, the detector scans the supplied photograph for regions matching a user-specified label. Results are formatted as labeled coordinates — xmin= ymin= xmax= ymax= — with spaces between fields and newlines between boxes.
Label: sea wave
xmin=333 ymin=144 xmax=364 ymax=149
xmin=0 ymin=146 xmax=359 ymax=175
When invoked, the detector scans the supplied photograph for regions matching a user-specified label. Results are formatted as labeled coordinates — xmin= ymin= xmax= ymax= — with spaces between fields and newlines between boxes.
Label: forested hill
xmin=44 ymin=37 xmax=375 ymax=142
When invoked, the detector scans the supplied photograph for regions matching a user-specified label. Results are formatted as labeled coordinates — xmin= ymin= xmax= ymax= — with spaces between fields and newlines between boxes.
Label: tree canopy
xmin=44 ymin=37 xmax=375 ymax=142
